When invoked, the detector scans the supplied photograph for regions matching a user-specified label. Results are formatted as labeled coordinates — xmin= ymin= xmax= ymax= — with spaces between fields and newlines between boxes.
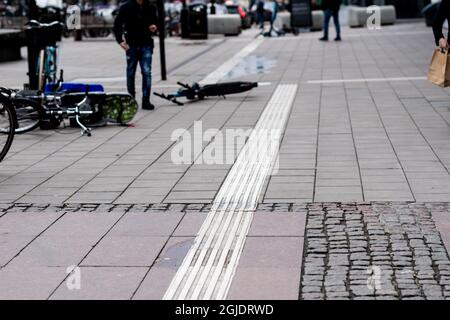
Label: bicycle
xmin=25 ymin=20 xmax=64 ymax=91
xmin=0 ymin=94 xmax=16 ymax=162
xmin=0 ymin=84 xmax=138 ymax=137
xmin=153 ymin=81 xmax=258 ymax=106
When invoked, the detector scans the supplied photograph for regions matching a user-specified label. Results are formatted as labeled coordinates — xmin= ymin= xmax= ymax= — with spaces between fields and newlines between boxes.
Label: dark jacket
xmin=113 ymin=0 xmax=158 ymax=47
xmin=322 ymin=0 xmax=342 ymax=12
xmin=433 ymin=0 xmax=450 ymax=46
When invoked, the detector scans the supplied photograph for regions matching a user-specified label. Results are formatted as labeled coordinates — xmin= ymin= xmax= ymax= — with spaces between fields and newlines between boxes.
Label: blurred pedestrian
xmin=256 ymin=0 xmax=265 ymax=29
xmin=113 ymin=0 xmax=158 ymax=110
xmin=319 ymin=0 xmax=342 ymax=41
xmin=433 ymin=0 xmax=449 ymax=50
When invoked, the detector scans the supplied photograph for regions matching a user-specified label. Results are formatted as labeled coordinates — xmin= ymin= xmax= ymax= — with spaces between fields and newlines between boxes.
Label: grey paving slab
xmin=248 ymin=212 xmax=306 ymax=237
xmin=433 ymin=211 xmax=450 ymax=259
xmin=50 ymin=267 xmax=147 ymax=300
xmin=81 ymin=235 xmax=168 ymax=267
xmin=172 ymin=213 xmax=206 ymax=237
xmin=133 ymin=237 xmax=193 ymax=300
xmin=238 ymin=237 xmax=303 ymax=268
xmin=108 ymin=212 xmax=183 ymax=237
xmin=42 ymin=212 xmax=123 ymax=238
xmin=7 ymin=235 xmax=99 ymax=268
xmin=0 ymin=266 xmax=66 ymax=300
xmin=227 ymin=267 xmax=302 ymax=300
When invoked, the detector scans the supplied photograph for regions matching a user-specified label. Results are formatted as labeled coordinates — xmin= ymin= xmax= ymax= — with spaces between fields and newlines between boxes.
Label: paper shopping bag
xmin=428 ymin=48 xmax=450 ymax=87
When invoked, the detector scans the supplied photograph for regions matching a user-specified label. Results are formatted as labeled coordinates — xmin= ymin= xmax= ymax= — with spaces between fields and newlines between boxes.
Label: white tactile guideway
xmin=199 ymin=37 xmax=264 ymax=84
xmin=164 ymin=84 xmax=298 ymax=300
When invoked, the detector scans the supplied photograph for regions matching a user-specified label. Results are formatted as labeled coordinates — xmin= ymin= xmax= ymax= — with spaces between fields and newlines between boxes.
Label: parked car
xmin=225 ymin=2 xmax=251 ymax=29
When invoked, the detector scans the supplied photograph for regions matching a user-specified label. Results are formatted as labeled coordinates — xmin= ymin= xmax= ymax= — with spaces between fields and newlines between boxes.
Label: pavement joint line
xmin=5 ymin=78 xmax=175 ymax=199
xmin=396 ymin=40 xmax=450 ymax=130
xmin=307 ymin=77 xmax=427 ymax=85
xmin=199 ymin=37 xmax=264 ymax=85
xmin=63 ymin=108 xmax=185 ymax=204
xmin=0 ymin=131 xmax=85 ymax=187
xmin=268 ymin=29 xmax=431 ymax=41
xmin=160 ymin=38 xmax=273 ymax=204
xmin=370 ymin=34 xmax=450 ymax=178
xmin=354 ymin=39 xmax=417 ymax=202
xmin=163 ymin=84 xmax=298 ymax=300
xmin=130 ymin=210 xmax=188 ymax=300
xmin=70 ymin=38 xmax=227 ymax=84
xmin=340 ymin=46 xmax=365 ymax=203
xmin=46 ymin=205 xmax=134 ymax=299
xmin=165 ymin=38 xmax=227 ymax=77
xmin=13 ymin=126 xmax=131 ymax=203
xmin=2 ymin=131 xmax=57 ymax=163
xmin=113 ymin=37 xmax=268 ymax=204
xmin=1 ymin=211 xmax=68 ymax=269
xmin=160 ymin=88 xmax=255 ymax=204
xmin=3 ymin=35 xmax=228 ymax=177
xmin=112 ymin=93 xmax=226 ymax=204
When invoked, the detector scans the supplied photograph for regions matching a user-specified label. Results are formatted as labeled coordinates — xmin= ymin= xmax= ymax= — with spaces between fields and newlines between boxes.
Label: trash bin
xmin=188 ymin=3 xmax=208 ymax=39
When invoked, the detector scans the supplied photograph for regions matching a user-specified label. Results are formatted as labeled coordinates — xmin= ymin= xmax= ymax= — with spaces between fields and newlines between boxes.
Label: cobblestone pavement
xmin=301 ymin=202 xmax=450 ymax=300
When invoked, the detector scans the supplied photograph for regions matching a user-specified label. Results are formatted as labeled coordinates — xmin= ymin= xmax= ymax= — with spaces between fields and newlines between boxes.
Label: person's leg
xmin=126 ymin=47 xmax=138 ymax=98
xmin=320 ymin=9 xmax=332 ymax=40
xmin=333 ymin=10 xmax=341 ymax=40
xmin=139 ymin=45 xmax=154 ymax=110
xmin=257 ymin=12 xmax=263 ymax=29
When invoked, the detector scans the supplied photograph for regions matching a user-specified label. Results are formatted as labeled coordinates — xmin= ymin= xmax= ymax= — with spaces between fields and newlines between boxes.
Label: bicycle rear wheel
xmin=13 ymin=98 xmax=42 ymax=134
xmin=0 ymin=97 xmax=15 ymax=162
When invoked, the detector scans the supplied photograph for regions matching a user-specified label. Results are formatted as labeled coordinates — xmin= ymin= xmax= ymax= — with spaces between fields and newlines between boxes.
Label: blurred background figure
xmin=165 ymin=0 xmax=181 ymax=36
xmin=432 ymin=0 xmax=449 ymax=49
xmin=319 ymin=0 xmax=342 ymax=41
xmin=256 ymin=0 xmax=265 ymax=28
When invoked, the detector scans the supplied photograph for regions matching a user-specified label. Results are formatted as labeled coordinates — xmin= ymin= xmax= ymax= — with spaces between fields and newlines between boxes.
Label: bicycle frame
xmin=2 ymin=86 xmax=94 ymax=136
xmin=37 ymin=46 xmax=58 ymax=91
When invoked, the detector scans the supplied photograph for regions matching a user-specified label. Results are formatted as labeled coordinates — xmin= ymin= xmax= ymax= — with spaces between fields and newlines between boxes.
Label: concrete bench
xmin=208 ymin=14 xmax=241 ymax=36
xmin=312 ymin=10 xmax=324 ymax=31
xmin=347 ymin=5 xmax=396 ymax=28
xmin=0 ymin=30 xmax=25 ymax=62
xmin=275 ymin=11 xmax=323 ymax=31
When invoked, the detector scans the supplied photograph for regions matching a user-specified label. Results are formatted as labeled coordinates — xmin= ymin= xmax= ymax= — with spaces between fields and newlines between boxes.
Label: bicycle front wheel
xmin=13 ymin=98 xmax=42 ymax=134
xmin=0 ymin=97 xmax=15 ymax=162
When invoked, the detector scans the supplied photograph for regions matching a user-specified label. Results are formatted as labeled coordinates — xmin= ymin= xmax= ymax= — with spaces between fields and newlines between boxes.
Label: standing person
xmin=433 ymin=0 xmax=449 ymax=50
xmin=114 ymin=0 xmax=158 ymax=110
xmin=319 ymin=0 xmax=342 ymax=42
xmin=256 ymin=0 xmax=265 ymax=29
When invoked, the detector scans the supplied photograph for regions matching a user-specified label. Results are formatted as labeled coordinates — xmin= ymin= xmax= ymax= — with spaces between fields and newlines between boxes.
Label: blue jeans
xmin=126 ymin=45 xmax=153 ymax=98
xmin=323 ymin=9 xmax=341 ymax=38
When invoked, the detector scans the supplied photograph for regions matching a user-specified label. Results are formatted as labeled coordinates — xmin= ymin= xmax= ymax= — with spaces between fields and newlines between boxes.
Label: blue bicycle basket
xmin=44 ymin=82 xmax=105 ymax=94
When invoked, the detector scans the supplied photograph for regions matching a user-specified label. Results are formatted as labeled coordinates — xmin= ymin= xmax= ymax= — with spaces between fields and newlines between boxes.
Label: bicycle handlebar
xmin=177 ymin=82 xmax=191 ymax=90
xmin=25 ymin=20 xmax=65 ymax=29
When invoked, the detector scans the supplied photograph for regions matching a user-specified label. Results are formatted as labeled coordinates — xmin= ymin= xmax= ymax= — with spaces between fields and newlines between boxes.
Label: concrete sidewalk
xmin=0 ymin=22 xmax=450 ymax=300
